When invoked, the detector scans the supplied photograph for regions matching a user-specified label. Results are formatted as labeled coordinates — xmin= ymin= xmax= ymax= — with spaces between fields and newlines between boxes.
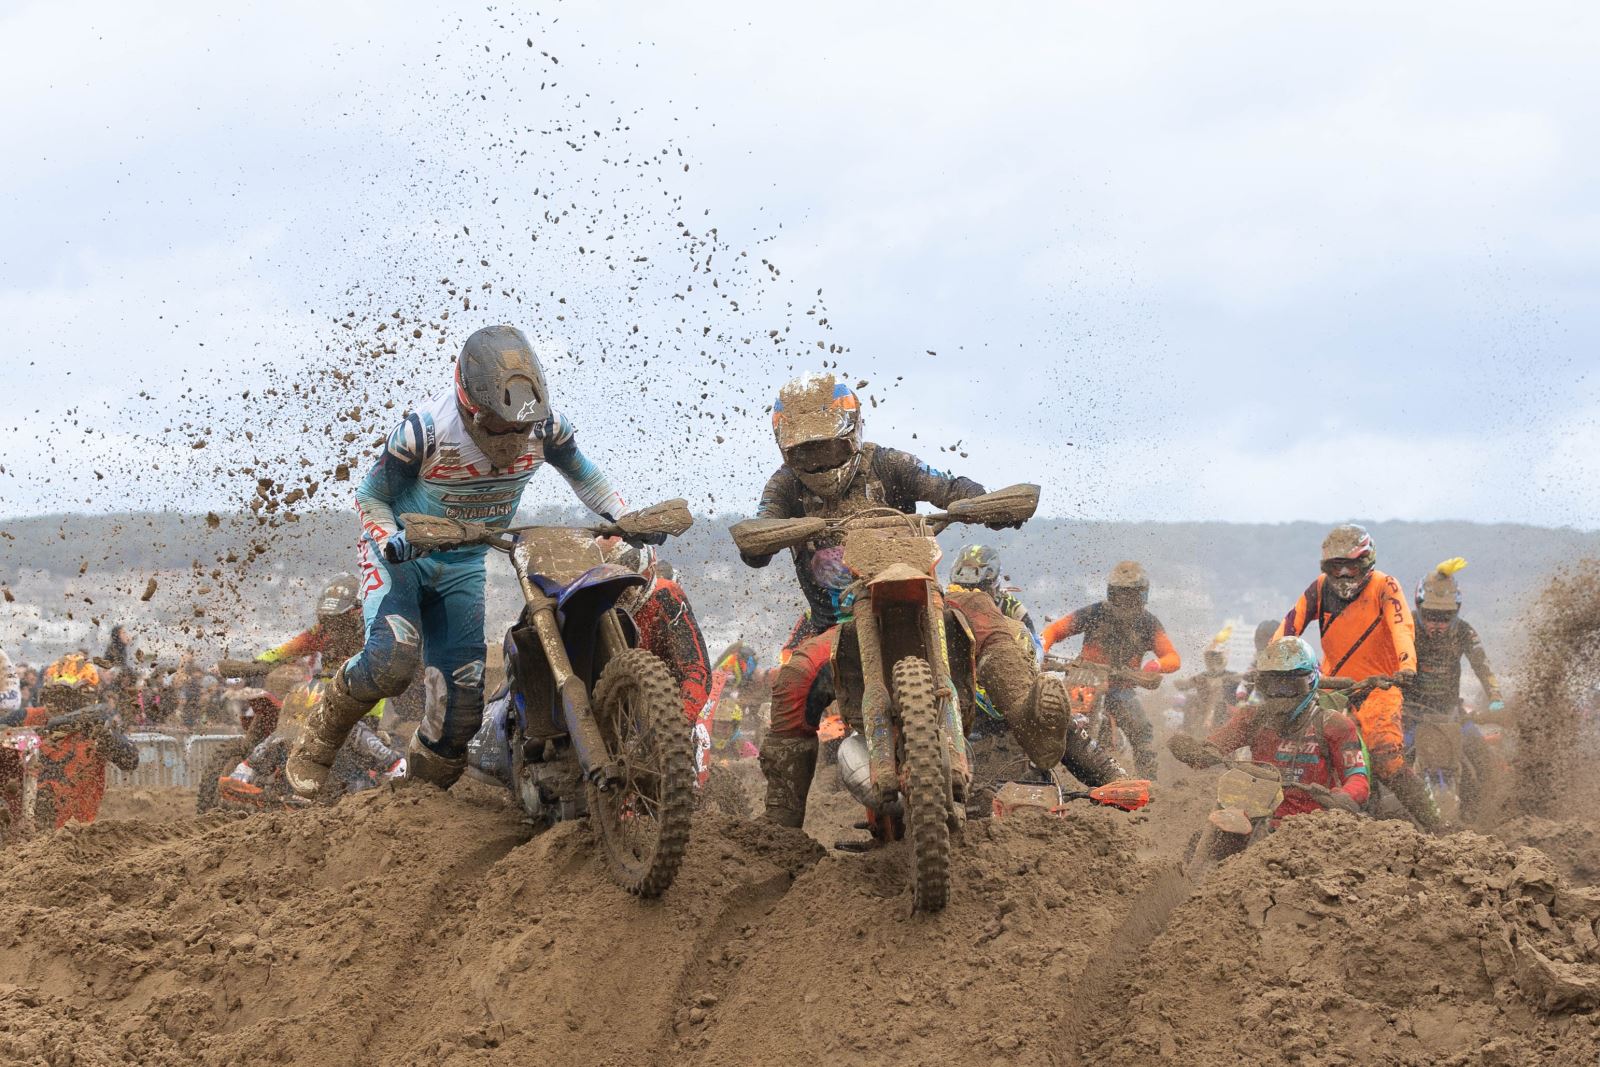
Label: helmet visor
xmin=475 ymin=411 xmax=536 ymax=436
xmin=1258 ymin=670 xmax=1312 ymax=699
xmin=786 ymin=438 xmax=855 ymax=475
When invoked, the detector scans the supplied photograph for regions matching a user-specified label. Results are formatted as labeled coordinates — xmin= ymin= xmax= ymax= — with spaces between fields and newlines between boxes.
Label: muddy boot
xmin=285 ymin=669 xmax=375 ymax=798
xmin=1061 ymin=718 xmax=1128 ymax=787
xmin=404 ymin=733 xmax=467 ymax=789
xmin=1009 ymin=676 xmax=1072 ymax=769
xmin=1385 ymin=765 xmax=1445 ymax=832
xmin=759 ymin=735 xmax=818 ymax=828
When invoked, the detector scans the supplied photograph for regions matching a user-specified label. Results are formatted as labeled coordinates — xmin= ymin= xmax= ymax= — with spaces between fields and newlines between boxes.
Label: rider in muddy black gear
xmin=1175 ymin=636 xmax=1243 ymax=735
xmin=286 ymin=325 xmax=625 ymax=798
xmin=742 ymin=373 xmax=1032 ymax=828
xmin=1040 ymin=562 xmax=1181 ymax=780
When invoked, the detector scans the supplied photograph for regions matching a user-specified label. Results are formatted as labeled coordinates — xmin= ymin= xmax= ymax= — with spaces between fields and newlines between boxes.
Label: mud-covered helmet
xmin=950 ymin=544 xmax=1001 ymax=594
xmin=772 ymin=373 xmax=863 ymax=500
xmin=1254 ymin=619 xmax=1278 ymax=653
xmin=1255 ymin=636 xmax=1319 ymax=700
xmin=316 ymin=573 xmax=360 ymax=620
xmin=455 ymin=325 xmax=550 ymax=469
xmin=1320 ymin=523 xmax=1376 ymax=601
xmin=1416 ymin=557 xmax=1466 ymax=635
xmin=1106 ymin=560 xmax=1149 ymax=618
xmin=606 ymin=540 xmax=659 ymax=611
xmin=41 ymin=652 xmax=101 ymax=712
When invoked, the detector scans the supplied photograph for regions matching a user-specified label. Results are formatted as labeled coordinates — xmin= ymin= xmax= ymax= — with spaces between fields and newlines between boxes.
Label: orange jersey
xmin=1040 ymin=602 xmax=1180 ymax=673
xmin=1275 ymin=571 xmax=1415 ymax=680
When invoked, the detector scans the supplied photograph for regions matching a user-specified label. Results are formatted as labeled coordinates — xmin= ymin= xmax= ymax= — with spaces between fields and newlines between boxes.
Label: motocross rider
xmin=0 ymin=653 xmax=141 ymax=829
xmin=609 ymin=542 xmax=712 ymax=722
xmin=1170 ymin=637 xmax=1369 ymax=859
xmin=1404 ymin=559 xmax=1506 ymax=814
xmin=286 ymin=324 xmax=628 ymax=797
xmin=1174 ymin=630 xmax=1242 ymax=735
xmin=738 ymin=372 xmax=1042 ymax=828
xmin=1039 ymin=561 xmax=1181 ymax=780
xmin=947 ymin=544 xmax=1126 ymax=787
xmin=1274 ymin=524 xmax=1442 ymax=830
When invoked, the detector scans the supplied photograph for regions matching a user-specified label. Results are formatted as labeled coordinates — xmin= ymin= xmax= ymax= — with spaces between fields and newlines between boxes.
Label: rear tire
xmin=893 ymin=656 xmax=952 ymax=913
xmin=590 ymin=649 xmax=695 ymax=897
xmin=195 ymin=741 xmax=250 ymax=814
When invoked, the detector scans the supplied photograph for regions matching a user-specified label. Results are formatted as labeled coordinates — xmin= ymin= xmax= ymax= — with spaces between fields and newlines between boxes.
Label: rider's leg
xmin=287 ymin=541 xmax=422 ymax=797
xmin=1062 ymin=713 xmax=1128 ymax=786
xmin=759 ymin=628 xmax=834 ymax=827
xmin=405 ymin=556 xmax=489 ymax=789
xmin=1107 ymin=688 xmax=1159 ymax=781
xmin=1358 ymin=688 xmax=1442 ymax=831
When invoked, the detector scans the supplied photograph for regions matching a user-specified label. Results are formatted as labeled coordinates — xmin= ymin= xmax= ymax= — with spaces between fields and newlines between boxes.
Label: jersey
xmin=1207 ymin=690 xmax=1370 ymax=822
xmin=630 ymin=578 xmax=712 ymax=723
xmin=1409 ymin=616 xmax=1502 ymax=714
xmin=1275 ymin=571 xmax=1415 ymax=681
xmin=743 ymin=443 xmax=985 ymax=627
xmin=1039 ymin=602 xmax=1181 ymax=674
xmin=356 ymin=387 xmax=625 ymax=567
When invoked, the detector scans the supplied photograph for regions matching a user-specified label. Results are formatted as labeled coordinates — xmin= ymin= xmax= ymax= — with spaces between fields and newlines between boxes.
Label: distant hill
xmin=3 ymin=509 xmax=1596 ymax=698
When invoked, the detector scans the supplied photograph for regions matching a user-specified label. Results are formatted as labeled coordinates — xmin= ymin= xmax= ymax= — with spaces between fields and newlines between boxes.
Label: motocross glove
xmin=1488 ymin=700 xmax=1505 ymax=713
xmin=382 ymin=530 xmax=423 ymax=564
xmin=1300 ymin=782 xmax=1362 ymax=815
xmin=1167 ymin=733 xmax=1222 ymax=769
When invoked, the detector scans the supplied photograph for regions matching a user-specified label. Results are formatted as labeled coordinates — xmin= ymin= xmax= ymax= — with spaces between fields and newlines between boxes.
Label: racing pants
xmin=1351 ymin=686 xmax=1406 ymax=778
xmin=1104 ymin=688 xmax=1159 ymax=780
xmin=344 ymin=539 xmax=488 ymax=761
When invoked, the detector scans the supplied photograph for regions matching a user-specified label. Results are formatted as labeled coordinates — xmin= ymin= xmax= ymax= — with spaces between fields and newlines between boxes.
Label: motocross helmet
xmin=607 ymin=540 xmax=659 ymax=612
xmin=772 ymin=373 xmax=863 ymax=501
xmin=41 ymin=652 xmax=101 ymax=713
xmin=1204 ymin=648 xmax=1226 ymax=671
xmin=316 ymin=573 xmax=361 ymax=620
xmin=1255 ymin=636 xmax=1320 ymax=700
xmin=455 ymin=324 xmax=550 ymax=469
xmin=1320 ymin=523 xmax=1376 ymax=602
xmin=715 ymin=642 xmax=759 ymax=685
xmin=1106 ymin=561 xmax=1149 ymax=620
xmin=1416 ymin=558 xmax=1466 ymax=636
xmin=950 ymin=544 xmax=1001 ymax=595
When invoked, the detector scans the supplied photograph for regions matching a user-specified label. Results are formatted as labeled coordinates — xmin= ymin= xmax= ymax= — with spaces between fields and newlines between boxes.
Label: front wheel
xmin=893 ymin=656 xmax=952 ymax=913
xmin=590 ymin=649 xmax=695 ymax=897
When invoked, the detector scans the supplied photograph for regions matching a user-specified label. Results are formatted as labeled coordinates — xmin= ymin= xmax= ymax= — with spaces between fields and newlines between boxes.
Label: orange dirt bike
xmin=1041 ymin=654 xmax=1162 ymax=759
xmin=404 ymin=500 xmax=697 ymax=898
xmin=731 ymin=483 xmax=1041 ymax=912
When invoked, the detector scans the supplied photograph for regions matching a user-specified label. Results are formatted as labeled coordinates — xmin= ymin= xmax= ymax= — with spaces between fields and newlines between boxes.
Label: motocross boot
xmin=759 ymin=735 xmax=818 ymax=828
xmin=1062 ymin=718 xmax=1128 ymax=787
xmin=1008 ymin=676 xmax=1072 ymax=770
xmin=1384 ymin=764 xmax=1445 ymax=832
xmin=404 ymin=733 xmax=468 ymax=789
xmin=285 ymin=668 xmax=375 ymax=798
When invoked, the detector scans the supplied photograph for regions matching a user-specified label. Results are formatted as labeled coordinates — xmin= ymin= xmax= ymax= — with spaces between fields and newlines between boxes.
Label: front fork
xmin=516 ymin=572 xmax=618 ymax=785
xmin=854 ymin=587 xmax=970 ymax=811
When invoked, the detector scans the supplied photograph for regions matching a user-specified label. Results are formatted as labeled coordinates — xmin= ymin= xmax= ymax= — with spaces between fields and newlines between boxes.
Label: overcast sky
xmin=2 ymin=1 xmax=1597 ymax=527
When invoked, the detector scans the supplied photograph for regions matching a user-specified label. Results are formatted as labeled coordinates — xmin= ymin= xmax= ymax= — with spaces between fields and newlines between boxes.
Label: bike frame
xmin=841 ymin=521 xmax=969 ymax=808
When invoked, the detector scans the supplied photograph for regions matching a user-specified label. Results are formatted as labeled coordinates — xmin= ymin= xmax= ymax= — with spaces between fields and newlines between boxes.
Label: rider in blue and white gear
xmin=285 ymin=324 xmax=625 ymax=796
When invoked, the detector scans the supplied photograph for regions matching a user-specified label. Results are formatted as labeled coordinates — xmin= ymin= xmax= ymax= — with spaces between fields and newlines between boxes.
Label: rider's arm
xmin=1273 ymin=578 xmax=1321 ymax=642
xmin=740 ymin=468 xmax=802 ymax=568
xmin=98 ymin=729 xmax=142 ymax=772
xmin=1205 ymin=705 xmax=1252 ymax=755
xmin=356 ymin=412 xmax=430 ymax=543
xmin=876 ymin=447 xmax=985 ymax=508
xmin=543 ymin=412 xmax=626 ymax=521
xmin=257 ymin=622 xmax=326 ymax=664
xmin=1039 ymin=611 xmax=1084 ymax=656
xmin=1324 ymin=710 xmax=1370 ymax=805
xmin=1379 ymin=574 xmax=1417 ymax=677
xmin=1145 ymin=622 xmax=1182 ymax=674
xmin=1459 ymin=621 xmax=1504 ymax=705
